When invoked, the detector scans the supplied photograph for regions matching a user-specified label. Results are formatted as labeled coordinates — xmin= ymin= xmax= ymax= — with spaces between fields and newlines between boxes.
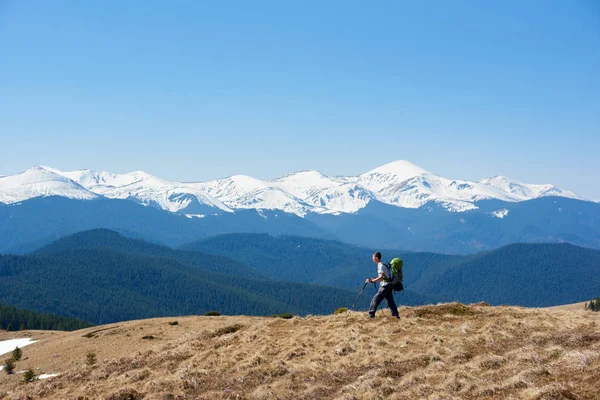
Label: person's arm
xmin=365 ymin=272 xmax=385 ymax=283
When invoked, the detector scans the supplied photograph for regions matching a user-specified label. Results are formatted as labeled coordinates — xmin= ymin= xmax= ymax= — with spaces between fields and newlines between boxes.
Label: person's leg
xmin=368 ymin=286 xmax=387 ymax=317
xmin=385 ymin=286 xmax=399 ymax=317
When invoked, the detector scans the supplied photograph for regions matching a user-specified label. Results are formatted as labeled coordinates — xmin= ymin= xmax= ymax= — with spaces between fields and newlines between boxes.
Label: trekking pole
xmin=349 ymin=282 xmax=369 ymax=313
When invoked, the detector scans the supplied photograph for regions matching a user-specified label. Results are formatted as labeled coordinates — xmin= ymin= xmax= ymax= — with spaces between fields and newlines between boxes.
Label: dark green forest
xmin=408 ymin=243 xmax=600 ymax=306
xmin=181 ymin=233 xmax=600 ymax=307
xmin=0 ymin=304 xmax=92 ymax=331
xmin=35 ymin=229 xmax=266 ymax=279
xmin=0 ymin=233 xmax=437 ymax=324
xmin=180 ymin=232 xmax=459 ymax=288
xmin=1 ymin=230 xmax=596 ymax=325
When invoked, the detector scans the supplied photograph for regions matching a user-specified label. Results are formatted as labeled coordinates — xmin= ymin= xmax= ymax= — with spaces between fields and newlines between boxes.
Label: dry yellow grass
xmin=545 ymin=302 xmax=588 ymax=313
xmin=1 ymin=303 xmax=599 ymax=400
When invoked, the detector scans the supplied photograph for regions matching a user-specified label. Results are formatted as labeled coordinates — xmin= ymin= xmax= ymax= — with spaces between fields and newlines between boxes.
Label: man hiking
xmin=366 ymin=252 xmax=399 ymax=319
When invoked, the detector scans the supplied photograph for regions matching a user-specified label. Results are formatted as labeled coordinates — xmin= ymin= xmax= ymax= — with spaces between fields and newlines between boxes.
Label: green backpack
xmin=384 ymin=257 xmax=404 ymax=292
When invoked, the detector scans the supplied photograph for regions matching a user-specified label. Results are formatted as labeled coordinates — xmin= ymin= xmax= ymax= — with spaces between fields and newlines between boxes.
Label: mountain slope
xmin=0 ymin=248 xmax=383 ymax=324
xmin=0 ymin=304 xmax=93 ymax=331
xmin=307 ymin=196 xmax=600 ymax=253
xmin=34 ymin=229 xmax=266 ymax=279
xmin=179 ymin=232 xmax=458 ymax=289
xmin=181 ymin=232 xmax=600 ymax=307
xmin=0 ymin=196 xmax=328 ymax=254
xmin=410 ymin=242 xmax=600 ymax=306
xmin=0 ymin=166 xmax=97 ymax=204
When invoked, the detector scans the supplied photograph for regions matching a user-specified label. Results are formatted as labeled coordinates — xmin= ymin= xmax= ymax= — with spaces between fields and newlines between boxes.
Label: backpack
xmin=383 ymin=257 xmax=404 ymax=292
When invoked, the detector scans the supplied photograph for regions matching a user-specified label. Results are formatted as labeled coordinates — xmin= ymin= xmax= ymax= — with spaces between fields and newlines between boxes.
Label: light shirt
xmin=377 ymin=262 xmax=391 ymax=287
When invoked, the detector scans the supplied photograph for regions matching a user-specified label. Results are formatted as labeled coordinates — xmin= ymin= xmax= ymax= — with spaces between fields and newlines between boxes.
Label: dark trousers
xmin=369 ymin=284 xmax=399 ymax=317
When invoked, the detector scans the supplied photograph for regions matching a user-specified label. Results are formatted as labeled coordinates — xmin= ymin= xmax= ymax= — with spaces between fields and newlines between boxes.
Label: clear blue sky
xmin=1 ymin=0 xmax=599 ymax=198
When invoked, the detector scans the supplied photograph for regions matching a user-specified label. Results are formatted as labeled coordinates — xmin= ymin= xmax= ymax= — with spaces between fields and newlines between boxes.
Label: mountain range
xmin=0 ymin=161 xmax=581 ymax=216
xmin=1 ymin=161 xmax=598 ymax=254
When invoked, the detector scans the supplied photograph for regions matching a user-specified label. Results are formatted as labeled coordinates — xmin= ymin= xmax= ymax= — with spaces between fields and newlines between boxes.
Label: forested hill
xmin=409 ymin=242 xmax=600 ymax=306
xmin=1 ymin=231 xmax=439 ymax=324
xmin=180 ymin=233 xmax=459 ymax=288
xmin=34 ymin=228 xmax=265 ymax=279
xmin=0 ymin=304 xmax=93 ymax=331
xmin=181 ymin=233 xmax=600 ymax=307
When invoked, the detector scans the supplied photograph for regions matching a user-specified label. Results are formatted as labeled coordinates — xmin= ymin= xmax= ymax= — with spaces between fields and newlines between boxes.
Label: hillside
xmin=410 ymin=243 xmax=600 ymax=307
xmin=34 ymin=229 xmax=266 ymax=279
xmin=1 ymin=303 xmax=598 ymax=399
xmin=2 ymin=194 xmax=600 ymax=256
xmin=0 ymin=250 xmax=383 ymax=324
xmin=0 ymin=304 xmax=93 ymax=332
xmin=180 ymin=233 xmax=600 ymax=307
xmin=180 ymin=232 xmax=459 ymax=288
xmin=0 ymin=196 xmax=328 ymax=254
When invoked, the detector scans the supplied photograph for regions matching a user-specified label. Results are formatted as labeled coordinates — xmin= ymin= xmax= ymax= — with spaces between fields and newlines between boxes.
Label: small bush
xmin=12 ymin=346 xmax=22 ymax=361
xmin=205 ymin=311 xmax=221 ymax=316
xmin=86 ymin=352 xmax=97 ymax=366
xmin=587 ymin=297 xmax=600 ymax=312
xmin=82 ymin=332 xmax=95 ymax=338
xmin=141 ymin=335 xmax=156 ymax=340
xmin=271 ymin=313 xmax=294 ymax=319
xmin=23 ymin=368 xmax=36 ymax=383
xmin=334 ymin=307 xmax=348 ymax=315
xmin=4 ymin=358 xmax=14 ymax=374
xmin=168 ymin=321 xmax=179 ymax=326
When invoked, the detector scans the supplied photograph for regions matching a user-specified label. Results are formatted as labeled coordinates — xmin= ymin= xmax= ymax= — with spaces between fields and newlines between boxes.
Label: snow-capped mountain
xmin=272 ymin=170 xmax=373 ymax=213
xmin=480 ymin=176 xmax=578 ymax=201
xmin=48 ymin=167 xmax=232 ymax=214
xmin=42 ymin=167 xmax=153 ymax=195
xmin=195 ymin=175 xmax=331 ymax=216
xmin=358 ymin=160 xmax=430 ymax=193
xmin=0 ymin=161 xmax=582 ymax=216
xmin=0 ymin=166 xmax=97 ymax=204
xmin=99 ymin=175 xmax=232 ymax=214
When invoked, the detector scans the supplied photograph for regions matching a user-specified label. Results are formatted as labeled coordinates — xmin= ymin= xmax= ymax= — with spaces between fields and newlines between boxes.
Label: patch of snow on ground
xmin=0 ymin=338 xmax=37 ymax=356
xmin=39 ymin=373 xmax=59 ymax=379
xmin=492 ymin=209 xmax=509 ymax=218
xmin=184 ymin=214 xmax=206 ymax=219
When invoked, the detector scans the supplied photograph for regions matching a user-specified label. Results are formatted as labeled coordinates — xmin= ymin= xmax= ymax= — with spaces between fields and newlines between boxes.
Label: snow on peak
xmin=480 ymin=175 xmax=579 ymax=201
xmin=272 ymin=170 xmax=374 ymax=213
xmin=1 ymin=162 xmax=583 ymax=216
xmin=364 ymin=160 xmax=429 ymax=180
xmin=273 ymin=170 xmax=332 ymax=188
xmin=359 ymin=160 xmax=430 ymax=194
xmin=0 ymin=167 xmax=97 ymax=204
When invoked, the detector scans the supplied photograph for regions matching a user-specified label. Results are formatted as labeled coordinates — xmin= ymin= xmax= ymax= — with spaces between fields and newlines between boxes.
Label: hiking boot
xmin=367 ymin=314 xmax=375 ymax=319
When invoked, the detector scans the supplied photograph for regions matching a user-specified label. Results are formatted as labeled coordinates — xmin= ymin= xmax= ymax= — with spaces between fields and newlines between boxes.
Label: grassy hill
xmin=1 ymin=303 xmax=598 ymax=399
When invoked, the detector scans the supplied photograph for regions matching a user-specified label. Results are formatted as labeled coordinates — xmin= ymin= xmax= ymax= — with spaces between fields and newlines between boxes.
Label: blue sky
xmin=1 ymin=0 xmax=599 ymax=198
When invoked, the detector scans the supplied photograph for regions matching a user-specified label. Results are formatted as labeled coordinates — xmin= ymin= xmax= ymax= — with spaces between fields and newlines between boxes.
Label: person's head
xmin=372 ymin=251 xmax=382 ymax=263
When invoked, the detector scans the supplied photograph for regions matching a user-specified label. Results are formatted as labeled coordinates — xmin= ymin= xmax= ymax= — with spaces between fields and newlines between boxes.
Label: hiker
xmin=366 ymin=252 xmax=399 ymax=319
